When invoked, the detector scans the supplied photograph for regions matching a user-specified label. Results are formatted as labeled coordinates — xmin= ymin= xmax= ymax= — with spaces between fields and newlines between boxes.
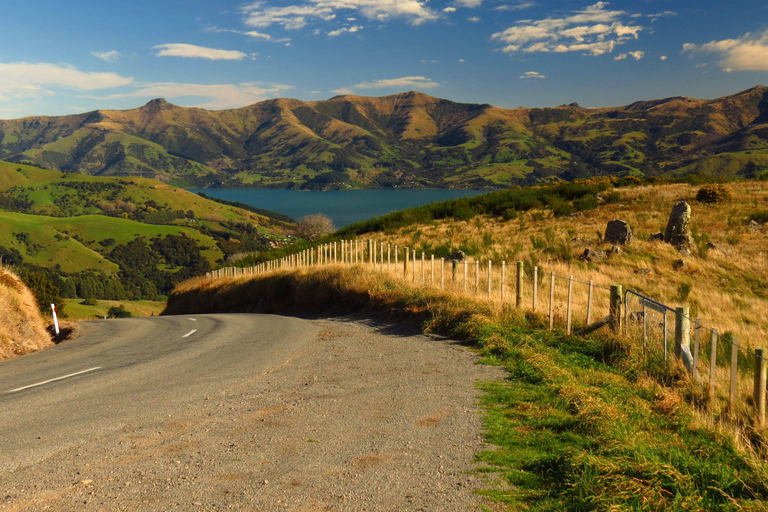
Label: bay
xmin=188 ymin=189 xmax=489 ymax=228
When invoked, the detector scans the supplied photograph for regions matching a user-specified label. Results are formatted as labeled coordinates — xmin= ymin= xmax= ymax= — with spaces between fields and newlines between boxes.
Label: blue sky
xmin=1 ymin=0 xmax=767 ymax=118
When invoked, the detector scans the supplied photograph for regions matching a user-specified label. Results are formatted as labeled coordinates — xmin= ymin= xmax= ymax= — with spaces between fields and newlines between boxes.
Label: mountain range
xmin=1 ymin=86 xmax=767 ymax=189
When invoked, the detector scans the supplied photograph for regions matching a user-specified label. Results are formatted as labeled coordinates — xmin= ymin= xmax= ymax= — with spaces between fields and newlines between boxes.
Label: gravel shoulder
xmin=0 ymin=316 xmax=505 ymax=512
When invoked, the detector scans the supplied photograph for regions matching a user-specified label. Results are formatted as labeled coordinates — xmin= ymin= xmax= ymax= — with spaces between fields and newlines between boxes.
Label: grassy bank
xmin=167 ymin=266 xmax=768 ymax=511
xmin=0 ymin=265 xmax=52 ymax=361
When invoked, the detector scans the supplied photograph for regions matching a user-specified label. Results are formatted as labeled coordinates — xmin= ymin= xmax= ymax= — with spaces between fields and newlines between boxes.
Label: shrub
xmin=107 ymin=305 xmax=132 ymax=318
xmin=81 ymin=297 xmax=98 ymax=306
xmin=696 ymin=184 xmax=733 ymax=203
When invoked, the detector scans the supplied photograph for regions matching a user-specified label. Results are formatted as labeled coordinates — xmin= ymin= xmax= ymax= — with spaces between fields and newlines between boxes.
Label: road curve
xmin=0 ymin=314 xmax=318 ymax=474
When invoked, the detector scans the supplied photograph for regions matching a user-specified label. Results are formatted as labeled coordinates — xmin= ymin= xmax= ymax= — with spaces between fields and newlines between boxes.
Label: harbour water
xmin=188 ymin=188 xmax=489 ymax=227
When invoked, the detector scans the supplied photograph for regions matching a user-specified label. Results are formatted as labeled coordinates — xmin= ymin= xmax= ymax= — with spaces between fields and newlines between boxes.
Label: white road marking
xmin=188 ymin=318 xmax=197 ymax=321
xmin=183 ymin=329 xmax=197 ymax=338
xmin=7 ymin=367 xmax=102 ymax=393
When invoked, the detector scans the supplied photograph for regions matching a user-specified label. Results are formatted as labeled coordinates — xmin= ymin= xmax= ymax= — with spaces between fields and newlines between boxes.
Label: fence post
xmin=421 ymin=252 xmax=425 ymax=283
xmin=388 ymin=244 xmax=391 ymax=271
xmin=403 ymin=247 xmax=408 ymax=277
xmin=487 ymin=260 xmax=492 ymax=300
xmin=729 ymin=337 xmax=739 ymax=420
xmin=693 ymin=319 xmax=701 ymax=379
xmin=609 ymin=285 xmax=623 ymax=333
xmin=463 ymin=260 xmax=468 ymax=291
xmin=532 ymin=266 xmax=538 ymax=312
xmin=709 ymin=328 xmax=718 ymax=402
xmin=549 ymin=271 xmax=555 ymax=331
xmin=754 ymin=348 xmax=767 ymax=427
xmin=475 ymin=261 xmax=479 ymax=294
xmin=431 ymin=254 xmax=435 ymax=285
xmin=586 ymin=280 xmax=594 ymax=324
xmin=501 ymin=261 xmax=506 ymax=303
xmin=675 ymin=306 xmax=692 ymax=373
xmin=412 ymin=250 xmax=416 ymax=282
xmin=515 ymin=261 xmax=523 ymax=307
xmin=566 ymin=275 xmax=574 ymax=335
xmin=441 ymin=258 xmax=445 ymax=289
xmin=394 ymin=245 xmax=398 ymax=271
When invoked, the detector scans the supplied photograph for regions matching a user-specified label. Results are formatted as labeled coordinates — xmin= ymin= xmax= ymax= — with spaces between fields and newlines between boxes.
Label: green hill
xmin=1 ymin=87 xmax=768 ymax=189
xmin=0 ymin=161 xmax=294 ymax=308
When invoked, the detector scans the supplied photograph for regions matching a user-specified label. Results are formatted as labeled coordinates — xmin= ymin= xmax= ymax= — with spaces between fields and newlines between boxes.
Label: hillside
xmin=167 ymin=177 xmax=768 ymax=510
xmin=0 ymin=265 xmax=51 ymax=361
xmin=0 ymin=161 xmax=294 ymax=308
xmin=1 ymin=88 xmax=767 ymax=189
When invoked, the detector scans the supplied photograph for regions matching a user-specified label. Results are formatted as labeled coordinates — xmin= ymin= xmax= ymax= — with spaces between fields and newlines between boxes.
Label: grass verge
xmin=167 ymin=267 xmax=768 ymax=511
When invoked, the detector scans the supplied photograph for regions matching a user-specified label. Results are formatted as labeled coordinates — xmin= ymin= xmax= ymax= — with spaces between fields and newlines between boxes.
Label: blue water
xmin=188 ymin=189 xmax=489 ymax=227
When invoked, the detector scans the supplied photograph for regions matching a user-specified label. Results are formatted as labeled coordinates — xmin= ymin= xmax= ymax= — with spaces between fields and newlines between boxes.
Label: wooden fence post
xmin=412 ymin=250 xmax=416 ymax=282
xmin=463 ymin=260 xmax=468 ymax=290
xmin=693 ymin=319 xmax=701 ymax=379
xmin=441 ymin=258 xmax=445 ymax=289
xmin=729 ymin=336 xmax=739 ymax=420
xmin=487 ymin=260 xmax=492 ymax=300
xmin=566 ymin=275 xmax=574 ymax=335
xmin=709 ymin=328 xmax=718 ymax=403
xmin=431 ymin=254 xmax=435 ymax=285
xmin=403 ymin=246 xmax=408 ymax=277
xmin=421 ymin=252 xmax=425 ymax=283
xmin=548 ymin=271 xmax=555 ymax=331
xmin=609 ymin=285 xmax=623 ymax=333
xmin=754 ymin=347 xmax=767 ymax=427
xmin=515 ymin=261 xmax=523 ymax=308
xmin=586 ymin=280 xmax=594 ymax=324
xmin=475 ymin=261 xmax=479 ymax=294
xmin=675 ymin=306 xmax=691 ymax=373
xmin=532 ymin=266 xmax=538 ymax=312
xmin=501 ymin=261 xmax=506 ymax=303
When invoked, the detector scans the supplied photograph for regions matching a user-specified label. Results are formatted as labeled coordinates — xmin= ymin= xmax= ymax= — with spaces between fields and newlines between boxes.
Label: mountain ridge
xmin=1 ymin=86 xmax=767 ymax=188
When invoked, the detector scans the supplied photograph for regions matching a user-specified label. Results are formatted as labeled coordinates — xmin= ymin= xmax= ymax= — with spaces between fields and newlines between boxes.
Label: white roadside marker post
xmin=51 ymin=303 xmax=60 ymax=335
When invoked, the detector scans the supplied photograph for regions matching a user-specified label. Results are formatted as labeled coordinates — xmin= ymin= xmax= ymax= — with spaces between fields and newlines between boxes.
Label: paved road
xmin=0 ymin=314 xmax=318 ymax=474
xmin=0 ymin=314 xmax=500 ymax=511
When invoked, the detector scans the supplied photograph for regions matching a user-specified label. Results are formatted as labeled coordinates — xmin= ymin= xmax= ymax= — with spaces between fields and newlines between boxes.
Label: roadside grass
xmin=168 ymin=266 xmax=768 ymax=511
xmin=0 ymin=265 xmax=51 ymax=361
xmin=65 ymin=299 xmax=166 ymax=320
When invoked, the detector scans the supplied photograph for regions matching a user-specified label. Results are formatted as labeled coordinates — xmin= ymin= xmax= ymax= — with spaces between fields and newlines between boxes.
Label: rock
xmin=604 ymin=220 xmax=633 ymax=245
xmin=579 ymin=248 xmax=607 ymax=262
xmin=648 ymin=232 xmax=664 ymax=242
xmin=749 ymin=220 xmax=761 ymax=232
xmin=664 ymin=201 xmax=693 ymax=251
xmin=672 ymin=259 xmax=685 ymax=270
xmin=449 ymin=250 xmax=466 ymax=261
xmin=634 ymin=268 xmax=651 ymax=275
xmin=608 ymin=245 xmax=622 ymax=257
xmin=569 ymin=237 xmax=584 ymax=244
xmin=569 ymin=212 xmax=582 ymax=218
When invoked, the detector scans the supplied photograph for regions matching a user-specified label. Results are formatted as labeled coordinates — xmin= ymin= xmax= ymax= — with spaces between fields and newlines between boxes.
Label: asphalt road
xmin=0 ymin=314 xmax=319 ymax=475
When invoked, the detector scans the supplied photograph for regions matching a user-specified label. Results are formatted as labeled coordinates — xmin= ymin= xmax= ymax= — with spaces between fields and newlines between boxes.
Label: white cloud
xmin=0 ymin=62 xmax=133 ymax=102
xmin=91 ymin=50 xmax=121 ymax=63
xmin=459 ymin=58 xmax=465 ymax=62
xmin=153 ymin=43 xmax=248 ymax=61
xmin=614 ymin=53 xmax=627 ymax=60
xmin=350 ymin=76 xmax=439 ymax=89
xmin=494 ymin=3 xmax=535 ymax=11
xmin=648 ymin=10 xmax=676 ymax=21
xmin=660 ymin=55 xmax=668 ymax=60
xmin=682 ymin=29 xmax=768 ymax=72
xmin=443 ymin=7 xmax=457 ymax=13
xmin=99 ymin=82 xmax=294 ymax=110
xmin=520 ymin=71 xmax=545 ymax=79
xmin=455 ymin=0 xmax=483 ymax=7
xmin=491 ymin=2 xmax=643 ymax=56
xmin=327 ymin=25 xmax=363 ymax=37
xmin=468 ymin=16 xmax=480 ymax=22
xmin=332 ymin=87 xmax=354 ymax=95
xmin=629 ymin=50 xmax=644 ymax=60
xmin=241 ymin=0 xmax=439 ymax=30
xmin=244 ymin=30 xmax=292 ymax=43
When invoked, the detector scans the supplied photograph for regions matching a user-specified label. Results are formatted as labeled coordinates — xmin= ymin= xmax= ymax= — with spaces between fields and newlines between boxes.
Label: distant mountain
xmin=1 ymin=87 xmax=767 ymax=189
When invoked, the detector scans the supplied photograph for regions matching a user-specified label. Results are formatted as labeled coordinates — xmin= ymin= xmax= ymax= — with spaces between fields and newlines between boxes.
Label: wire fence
xmin=207 ymin=237 xmax=768 ymax=427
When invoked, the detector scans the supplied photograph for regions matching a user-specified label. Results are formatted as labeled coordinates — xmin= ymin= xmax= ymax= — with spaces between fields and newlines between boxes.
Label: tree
xmin=295 ymin=214 xmax=335 ymax=241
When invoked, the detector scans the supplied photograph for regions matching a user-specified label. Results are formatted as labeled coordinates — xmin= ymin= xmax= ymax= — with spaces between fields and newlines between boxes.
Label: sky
xmin=1 ymin=0 xmax=768 ymax=119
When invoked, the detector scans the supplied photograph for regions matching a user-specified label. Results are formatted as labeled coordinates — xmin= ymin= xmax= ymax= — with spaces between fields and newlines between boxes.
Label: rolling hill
xmin=1 ymin=87 xmax=767 ymax=189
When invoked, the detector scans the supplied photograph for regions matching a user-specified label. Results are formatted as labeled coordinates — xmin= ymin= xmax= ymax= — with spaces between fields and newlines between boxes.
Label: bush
xmin=81 ymin=297 xmax=98 ymax=306
xmin=696 ymin=184 xmax=733 ymax=203
xmin=107 ymin=305 xmax=132 ymax=318
xmin=295 ymin=214 xmax=335 ymax=241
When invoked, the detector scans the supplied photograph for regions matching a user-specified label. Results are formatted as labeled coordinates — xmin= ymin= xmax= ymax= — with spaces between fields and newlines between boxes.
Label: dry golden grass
xmin=0 ymin=265 xmax=52 ymax=361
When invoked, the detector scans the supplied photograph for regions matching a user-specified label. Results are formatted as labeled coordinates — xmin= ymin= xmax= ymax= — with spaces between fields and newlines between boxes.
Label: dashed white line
xmin=183 ymin=329 xmax=197 ymax=338
xmin=7 ymin=367 xmax=102 ymax=394
xmin=188 ymin=318 xmax=197 ymax=321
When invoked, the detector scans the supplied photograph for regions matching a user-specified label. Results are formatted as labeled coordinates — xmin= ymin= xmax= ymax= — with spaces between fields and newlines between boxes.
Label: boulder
xmin=648 ymin=232 xmax=664 ymax=242
xmin=579 ymin=248 xmax=607 ymax=262
xmin=664 ymin=201 xmax=693 ymax=251
xmin=604 ymin=220 xmax=633 ymax=245
xmin=672 ymin=259 xmax=685 ymax=270
xmin=634 ymin=268 xmax=652 ymax=275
